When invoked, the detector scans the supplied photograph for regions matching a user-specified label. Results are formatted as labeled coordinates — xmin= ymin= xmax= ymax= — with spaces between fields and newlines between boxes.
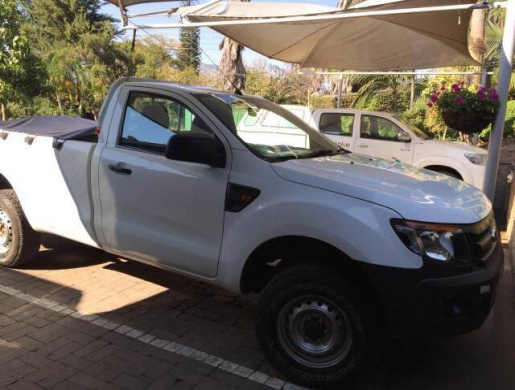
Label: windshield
xmin=194 ymin=93 xmax=345 ymax=162
xmin=393 ymin=115 xmax=430 ymax=140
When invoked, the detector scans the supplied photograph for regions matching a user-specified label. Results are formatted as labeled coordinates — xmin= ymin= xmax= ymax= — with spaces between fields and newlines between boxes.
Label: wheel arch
xmin=0 ymin=173 xmax=13 ymax=190
xmin=423 ymin=165 xmax=463 ymax=180
xmin=240 ymin=235 xmax=380 ymax=298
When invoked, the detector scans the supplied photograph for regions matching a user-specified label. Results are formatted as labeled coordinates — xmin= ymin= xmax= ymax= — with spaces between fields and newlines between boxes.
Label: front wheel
xmin=256 ymin=265 xmax=368 ymax=389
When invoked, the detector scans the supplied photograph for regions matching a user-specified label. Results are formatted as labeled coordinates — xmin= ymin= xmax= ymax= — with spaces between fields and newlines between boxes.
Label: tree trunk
xmin=469 ymin=8 xmax=486 ymax=85
xmin=56 ymin=94 xmax=64 ymax=115
xmin=0 ymin=103 xmax=6 ymax=121
xmin=219 ymin=0 xmax=249 ymax=91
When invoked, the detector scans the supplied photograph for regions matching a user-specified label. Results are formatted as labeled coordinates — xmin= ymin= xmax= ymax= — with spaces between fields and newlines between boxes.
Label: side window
xmin=319 ymin=113 xmax=355 ymax=136
xmin=360 ymin=115 xmax=408 ymax=142
xmin=119 ymin=92 xmax=212 ymax=154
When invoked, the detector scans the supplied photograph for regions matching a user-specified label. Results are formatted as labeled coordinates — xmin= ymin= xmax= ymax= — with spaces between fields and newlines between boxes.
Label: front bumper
xmin=360 ymin=241 xmax=504 ymax=339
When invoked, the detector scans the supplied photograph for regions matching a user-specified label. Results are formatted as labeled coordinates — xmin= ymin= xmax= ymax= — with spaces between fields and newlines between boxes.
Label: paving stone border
xmin=0 ymin=283 xmax=306 ymax=390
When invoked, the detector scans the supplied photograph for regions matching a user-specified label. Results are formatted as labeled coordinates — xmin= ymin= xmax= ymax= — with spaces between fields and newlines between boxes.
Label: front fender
xmin=413 ymin=156 xmax=471 ymax=183
xmin=215 ymin=182 xmax=422 ymax=293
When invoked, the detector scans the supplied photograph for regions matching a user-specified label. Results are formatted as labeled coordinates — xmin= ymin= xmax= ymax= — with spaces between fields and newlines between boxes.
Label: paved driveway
xmin=0 ymin=238 xmax=513 ymax=390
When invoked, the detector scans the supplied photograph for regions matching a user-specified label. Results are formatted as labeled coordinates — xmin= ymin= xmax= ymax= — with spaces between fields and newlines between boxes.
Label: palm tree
xmin=350 ymin=74 xmax=405 ymax=112
xmin=219 ymin=0 xmax=249 ymax=91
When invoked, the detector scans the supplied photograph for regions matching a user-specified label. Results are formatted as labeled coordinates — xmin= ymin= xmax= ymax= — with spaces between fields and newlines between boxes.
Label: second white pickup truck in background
xmin=238 ymin=105 xmax=488 ymax=188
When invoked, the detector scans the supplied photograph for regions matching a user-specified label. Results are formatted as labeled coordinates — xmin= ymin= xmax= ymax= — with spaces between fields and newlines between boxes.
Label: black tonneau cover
xmin=0 ymin=116 xmax=97 ymax=140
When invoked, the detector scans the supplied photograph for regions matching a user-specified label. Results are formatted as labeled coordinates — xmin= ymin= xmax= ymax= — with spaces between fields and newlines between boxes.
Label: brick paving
xmin=0 ymin=238 xmax=514 ymax=390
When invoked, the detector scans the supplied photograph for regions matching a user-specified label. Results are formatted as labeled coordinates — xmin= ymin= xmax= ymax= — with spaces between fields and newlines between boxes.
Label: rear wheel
xmin=0 ymin=190 xmax=41 ymax=268
xmin=256 ymin=264 xmax=368 ymax=388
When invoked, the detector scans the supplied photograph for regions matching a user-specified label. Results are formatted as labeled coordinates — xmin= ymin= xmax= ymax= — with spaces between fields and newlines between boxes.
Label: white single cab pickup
xmin=239 ymin=105 xmax=488 ymax=188
xmin=0 ymin=78 xmax=504 ymax=389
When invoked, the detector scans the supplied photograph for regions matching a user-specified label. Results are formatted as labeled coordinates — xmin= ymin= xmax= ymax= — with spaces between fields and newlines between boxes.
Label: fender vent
xmin=225 ymin=183 xmax=260 ymax=213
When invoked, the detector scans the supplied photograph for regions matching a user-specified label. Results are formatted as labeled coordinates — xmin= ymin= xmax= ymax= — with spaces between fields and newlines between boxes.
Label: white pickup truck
xmin=0 ymin=78 xmax=503 ymax=389
xmin=238 ymin=105 xmax=488 ymax=188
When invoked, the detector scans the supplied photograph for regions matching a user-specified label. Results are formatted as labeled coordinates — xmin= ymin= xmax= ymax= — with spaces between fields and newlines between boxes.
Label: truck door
xmin=97 ymin=89 xmax=230 ymax=278
xmin=316 ymin=111 xmax=356 ymax=152
xmin=356 ymin=114 xmax=414 ymax=164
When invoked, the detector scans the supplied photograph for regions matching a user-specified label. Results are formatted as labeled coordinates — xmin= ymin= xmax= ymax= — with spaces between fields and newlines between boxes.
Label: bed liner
xmin=0 ymin=116 xmax=97 ymax=141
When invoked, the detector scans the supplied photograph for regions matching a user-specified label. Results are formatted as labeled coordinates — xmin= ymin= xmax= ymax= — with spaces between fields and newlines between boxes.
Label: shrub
xmin=479 ymin=100 xmax=515 ymax=140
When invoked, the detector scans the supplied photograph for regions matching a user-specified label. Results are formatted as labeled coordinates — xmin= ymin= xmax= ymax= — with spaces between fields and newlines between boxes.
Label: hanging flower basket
xmin=428 ymin=83 xmax=499 ymax=135
xmin=441 ymin=109 xmax=496 ymax=134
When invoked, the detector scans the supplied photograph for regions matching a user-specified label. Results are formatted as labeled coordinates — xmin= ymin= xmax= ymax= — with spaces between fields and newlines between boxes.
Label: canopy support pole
xmin=337 ymin=75 xmax=343 ymax=108
xmin=483 ymin=0 xmax=515 ymax=200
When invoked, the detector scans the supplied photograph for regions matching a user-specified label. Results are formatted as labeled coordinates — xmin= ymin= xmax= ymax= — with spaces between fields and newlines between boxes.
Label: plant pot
xmin=441 ymin=110 xmax=495 ymax=134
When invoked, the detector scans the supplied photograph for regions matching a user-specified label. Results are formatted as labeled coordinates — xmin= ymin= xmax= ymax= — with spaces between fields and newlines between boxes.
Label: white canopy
xmin=175 ymin=0 xmax=479 ymax=70
xmin=106 ymin=0 xmax=178 ymax=8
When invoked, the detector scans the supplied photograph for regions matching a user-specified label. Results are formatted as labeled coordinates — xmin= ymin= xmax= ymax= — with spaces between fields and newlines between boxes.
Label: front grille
xmin=465 ymin=214 xmax=497 ymax=265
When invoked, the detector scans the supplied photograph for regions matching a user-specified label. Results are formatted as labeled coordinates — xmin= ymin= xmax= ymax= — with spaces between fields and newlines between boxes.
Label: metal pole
xmin=480 ymin=66 xmax=488 ymax=87
xmin=337 ymin=76 xmax=343 ymax=108
xmin=131 ymin=29 xmax=137 ymax=51
xmin=410 ymin=75 xmax=415 ymax=110
xmin=483 ymin=0 xmax=515 ymax=200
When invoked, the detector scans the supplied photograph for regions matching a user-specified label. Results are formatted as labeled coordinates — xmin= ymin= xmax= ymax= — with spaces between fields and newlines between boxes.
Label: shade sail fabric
xmin=105 ymin=0 xmax=178 ymax=8
xmin=0 ymin=116 xmax=97 ymax=140
xmin=178 ymin=0 xmax=479 ymax=70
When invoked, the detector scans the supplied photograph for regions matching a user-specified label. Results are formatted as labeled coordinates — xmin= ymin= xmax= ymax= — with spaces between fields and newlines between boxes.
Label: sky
xmin=101 ymin=0 xmax=341 ymax=68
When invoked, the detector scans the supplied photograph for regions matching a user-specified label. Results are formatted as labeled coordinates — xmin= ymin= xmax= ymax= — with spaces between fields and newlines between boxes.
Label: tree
xmin=219 ymin=0 xmax=249 ymax=91
xmin=350 ymin=75 xmax=406 ymax=112
xmin=177 ymin=0 xmax=201 ymax=73
xmin=0 ymin=0 xmax=45 ymax=120
xmin=24 ymin=0 xmax=130 ymax=116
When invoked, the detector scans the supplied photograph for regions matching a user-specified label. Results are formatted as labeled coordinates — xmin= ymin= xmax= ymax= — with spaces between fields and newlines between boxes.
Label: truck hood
xmin=272 ymin=153 xmax=490 ymax=224
xmin=423 ymin=139 xmax=487 ymax=154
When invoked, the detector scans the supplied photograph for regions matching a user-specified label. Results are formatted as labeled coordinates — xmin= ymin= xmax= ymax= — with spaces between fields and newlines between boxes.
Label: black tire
xmin=256 ymin=264 xmax=368 ymax=389
xmin=430 ymin=169 xmax=461 ymax=180
xmin=0 ymin=189 xmax=41 ymax=268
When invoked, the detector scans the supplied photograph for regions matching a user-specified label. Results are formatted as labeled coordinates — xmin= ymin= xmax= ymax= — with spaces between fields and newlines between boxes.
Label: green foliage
xmin=0 ymin=0 xmax=46 ymax=118
xmin=21 ymin=0 xmax=130 ymax=117
xmin=310 ymin=95 xmax=335 ymax=109
xmin=479 ymin=100 xmax=515 ymax=140
xmin=177 ymin=0 xmax=201 ymax=73
xmin=403 ymin=97 xmax=429 ymax=132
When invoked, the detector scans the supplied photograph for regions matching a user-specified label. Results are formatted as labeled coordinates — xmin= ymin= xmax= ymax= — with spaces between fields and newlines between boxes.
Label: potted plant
xmin=428 ymin=82 xmax=500 ymax=134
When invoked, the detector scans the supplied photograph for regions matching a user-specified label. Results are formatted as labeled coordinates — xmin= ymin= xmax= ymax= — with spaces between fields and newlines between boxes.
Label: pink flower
xmin=455 ymin=96 xmax=464 ymax=104
xmin=490 ymin=92 xmax=499 ymax=100
xmin=427 ymin=103 xmax=433 ymax=108
xmin=430 ymin=94 xmax=439 ymax=103
xmin=451 ymin=84 xmax=461 ymax=92
xmin=440 ymin=86 xmax=446 ymax=91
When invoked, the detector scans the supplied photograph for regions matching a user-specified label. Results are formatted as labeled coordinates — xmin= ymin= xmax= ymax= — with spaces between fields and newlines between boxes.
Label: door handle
xmin=108 ymin=164 xmax=132 ymax=175
xmin=357 ymin=144 xmax=369 ymax=148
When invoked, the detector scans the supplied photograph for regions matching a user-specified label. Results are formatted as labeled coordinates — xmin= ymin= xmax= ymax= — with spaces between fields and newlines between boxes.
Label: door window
xmin=319 ymin=113 xmax=355 ymax=136
xmin=119 ymin=92 xmax=212 ymax=154
xmin=360 ymin=115 xmax=409 ymax=142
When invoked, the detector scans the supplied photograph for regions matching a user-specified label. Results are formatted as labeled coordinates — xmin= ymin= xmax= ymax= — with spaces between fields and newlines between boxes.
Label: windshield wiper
xmin=297 ymin=148 xmax=348 ymax=159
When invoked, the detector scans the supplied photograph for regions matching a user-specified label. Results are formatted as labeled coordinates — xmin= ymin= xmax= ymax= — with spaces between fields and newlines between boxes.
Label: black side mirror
xmin=165 ymin=133 xmax=226 ymax=168
xmin=397 ymin=132 xmax=412 ymax=143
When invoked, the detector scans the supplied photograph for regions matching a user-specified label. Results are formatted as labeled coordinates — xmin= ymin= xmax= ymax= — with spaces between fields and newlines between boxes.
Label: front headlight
xmin=391 ymin=220 xmax=467 ymax=262
xmin=464 ymin=153 xmax=487 ymax=166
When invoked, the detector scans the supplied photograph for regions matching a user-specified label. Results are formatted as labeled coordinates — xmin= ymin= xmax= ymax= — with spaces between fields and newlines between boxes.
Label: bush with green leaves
xmin=479 ymin=100 xmax=515 ymax=140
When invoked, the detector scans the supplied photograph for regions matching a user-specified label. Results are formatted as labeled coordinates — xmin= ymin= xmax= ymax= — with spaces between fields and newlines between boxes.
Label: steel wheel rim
xmin=277 ymin=294 xmax=353 ymax=369
xmin=0 ymin=209 xmax=13 ymax=256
